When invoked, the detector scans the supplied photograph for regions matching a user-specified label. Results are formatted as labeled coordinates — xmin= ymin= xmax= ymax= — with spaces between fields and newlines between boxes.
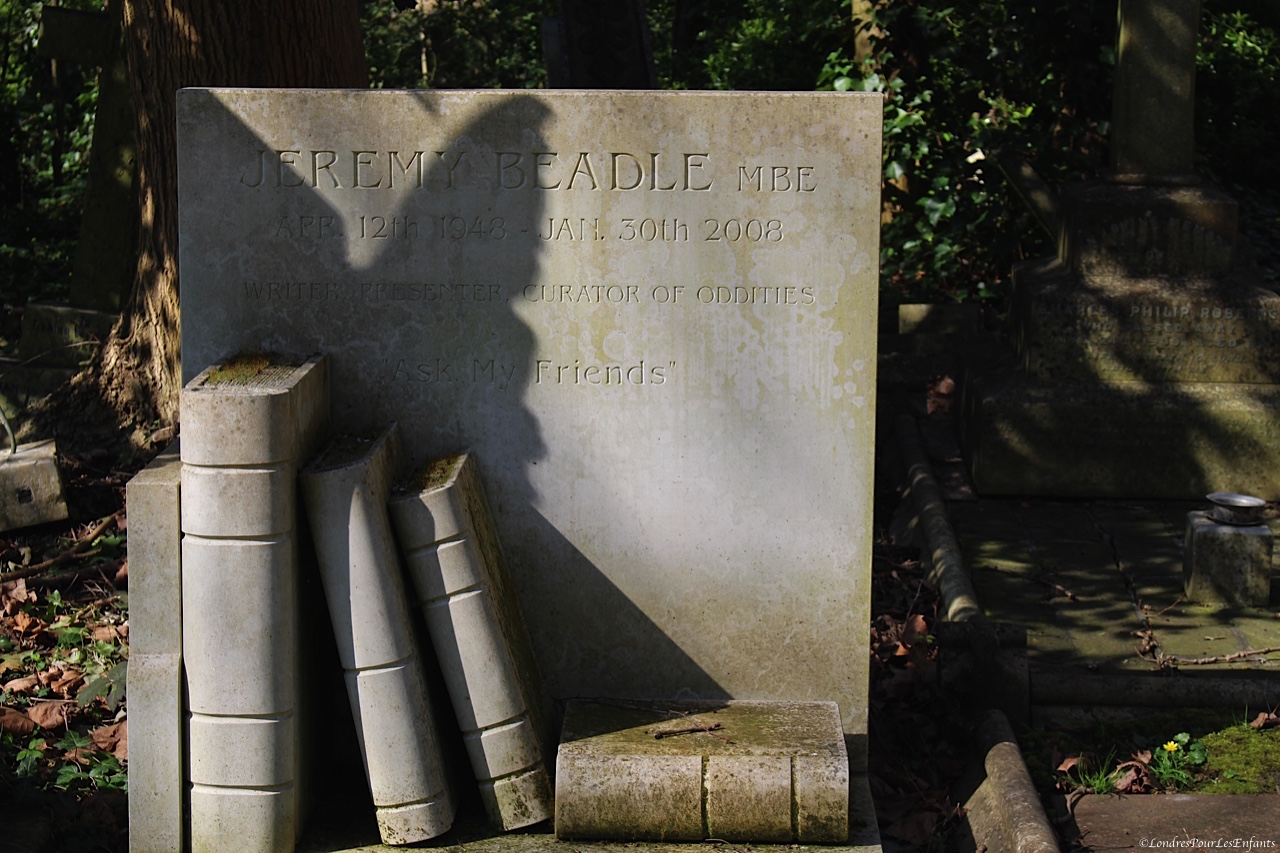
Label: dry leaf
xmin=90 ymin=625 xmax=120 ymax=643
xmin=63 ymin=747 xmax=95 ymax=765
xmin=3 ymin=674 xmax=40 ymax=693
xmin=91 ymin=721 xmax=127 ymax=762
xmin=0 ymin=706 xmax=36 ymax=736
xmin=50 ymin=668 xmax=84 ymax=697
xmin=1057 ymin=755 xmax=1079 ymax=774
xmin=26 ymin=700 xmax=69 ymax=730
xmin=1249 ymin=711 xmax=1280 ymax=730
xmin=903 ymin=613 xmax=929 ymax=644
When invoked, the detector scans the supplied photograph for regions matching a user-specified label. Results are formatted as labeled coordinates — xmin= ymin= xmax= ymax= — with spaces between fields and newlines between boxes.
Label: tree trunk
xmin=23 ymin=0 xmax=367 ymax=455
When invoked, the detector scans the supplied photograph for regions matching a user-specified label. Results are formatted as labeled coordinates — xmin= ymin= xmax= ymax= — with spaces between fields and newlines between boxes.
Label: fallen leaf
xmin=903 ymin=614 xmax=929 ymax=644
xmin=63 ymin=746 xmax=94 ymax=765
xmin=1250 ymin=711 xmax=1280 ymax=730
xmin=3 ymin=674 xmax=39 ymax=692
xmin=1057 ymin=755 xmax=1080 ymax=774
xmin=0 ymin=706 xmax=36 ymax=736
xmin=26 ymin=701 xmax=70 ymax=730
xmin=90 ymin=721 xmax=127 ymax=762
xmin=50 ymin=668 xmax=84 ymax=697
xmin=89 ymin=625 xmax=120 ymax=643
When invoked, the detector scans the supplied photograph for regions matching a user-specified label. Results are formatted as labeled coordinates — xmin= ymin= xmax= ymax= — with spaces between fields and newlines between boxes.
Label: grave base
xmin=0 ymin=439 xmax=68 ymax=532
xmin=960 ymin=364 xmax=1280 ymax=499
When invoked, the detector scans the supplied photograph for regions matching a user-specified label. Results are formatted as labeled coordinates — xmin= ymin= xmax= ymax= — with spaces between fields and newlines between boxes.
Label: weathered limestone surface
xmin=555 ymin=700 xmax=850 ymax=843
xmin=389 ymin=453 xmax=553 ymax=831
xmin=300 ymin=425 xmax=456 ymax=844
xmin=0 ymin=439 xmax=68 ymax=532
xmin=1184 ymin=511 xmax=1273 ymax=605
xmin=125 ymin=445 xmax=183 ymax=853
xmin=180 ymin=357 xmax=328 ymax=852
xmin=177 ymin=89 xmax=882 ymax=739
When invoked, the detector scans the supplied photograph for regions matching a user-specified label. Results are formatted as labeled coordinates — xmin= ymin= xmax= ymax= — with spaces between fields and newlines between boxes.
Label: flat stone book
xmin=555 ymin=699 xmax=850 ymax=843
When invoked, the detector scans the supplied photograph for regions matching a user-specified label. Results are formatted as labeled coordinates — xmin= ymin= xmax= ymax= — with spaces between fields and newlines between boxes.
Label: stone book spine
xmin=388 ymin=453 xmax=554 ymax=831
xmin=298 ymin=425 xmax=455 ymax=844
xmin=178 ymin=356 xmax=328 ymax=852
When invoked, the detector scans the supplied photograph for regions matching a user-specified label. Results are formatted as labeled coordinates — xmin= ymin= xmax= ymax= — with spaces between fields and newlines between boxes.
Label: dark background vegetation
xmin=3 ymin=0 xmax=1278 ymax=316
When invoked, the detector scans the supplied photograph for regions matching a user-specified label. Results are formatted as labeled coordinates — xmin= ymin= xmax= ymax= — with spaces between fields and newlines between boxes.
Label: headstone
xmin=962 ymin=0 xmax=1280 ymax=499
xmin=177 ymin=87 xmax=880 ymax=740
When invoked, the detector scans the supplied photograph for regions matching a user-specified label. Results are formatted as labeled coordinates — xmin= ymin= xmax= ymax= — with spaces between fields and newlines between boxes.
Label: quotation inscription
xmin=383 ymin=357 xmax=675 ymax=390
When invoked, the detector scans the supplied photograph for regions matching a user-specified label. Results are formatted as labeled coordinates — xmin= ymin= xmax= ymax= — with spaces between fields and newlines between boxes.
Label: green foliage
xmin=648 ymin=0 xmax=847 ymax=91
xmin=1149 ymin=732 xmax=1208 ymax=790
xmin=360 ymin=0 xmax=552 ymax=89
xmin=1 ymin=0 xmax=101 ymax=307
xmin=1197 ymin=5 xmax=1280 ymax=188
xmin=828 ymin=0 xmax=1115 ymax=304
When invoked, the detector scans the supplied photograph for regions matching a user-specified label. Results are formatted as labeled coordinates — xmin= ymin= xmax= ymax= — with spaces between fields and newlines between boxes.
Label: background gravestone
xmin=963 ymin=0 xmax=1280 ymax=499
xmin=177 ymin=90 xmax=881 ymax=752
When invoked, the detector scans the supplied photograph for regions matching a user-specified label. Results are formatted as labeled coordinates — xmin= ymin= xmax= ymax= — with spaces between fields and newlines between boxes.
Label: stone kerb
xmin=177 ymin=89 xmax=882 ymax=740
xmin=124 ymin=444 xmax=183 ymax=853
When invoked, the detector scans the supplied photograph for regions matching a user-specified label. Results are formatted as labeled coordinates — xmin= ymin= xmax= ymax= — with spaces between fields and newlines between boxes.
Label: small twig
xmin=0 ymin=512 xmax=121 ymax=584
xmin=72 ymin=594 xmax=121 ymax=622
xmin=28 ymin=559 xmax=123 ymax=591
xmin=653 ymin=722 xmax=723 ymax=739
xmin=1155 ymin=597 xmax=1183 ymax=617
xmin=1157 ymin=646 xmax=1280 ymax=665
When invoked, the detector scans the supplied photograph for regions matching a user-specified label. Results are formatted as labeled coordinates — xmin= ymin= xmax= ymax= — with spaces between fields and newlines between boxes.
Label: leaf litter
xmin=0 ymin=449 xmax=135 ymax=852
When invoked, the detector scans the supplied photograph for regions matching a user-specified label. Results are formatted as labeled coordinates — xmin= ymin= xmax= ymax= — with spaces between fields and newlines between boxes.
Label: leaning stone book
xmin=178 ymin=355 xmax=328 ymax=852
xmin=299 ymin=425 xmax=456 ymax=844
xmin=388 ymin=453 xmax=554 ymax=830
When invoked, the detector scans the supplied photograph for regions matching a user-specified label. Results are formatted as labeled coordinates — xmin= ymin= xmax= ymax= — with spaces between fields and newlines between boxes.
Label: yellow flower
xmin=1162 ymin=741 xmax=1180 ymax=753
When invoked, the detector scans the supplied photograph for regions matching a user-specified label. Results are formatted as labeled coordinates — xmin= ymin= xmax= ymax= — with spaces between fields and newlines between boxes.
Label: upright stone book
xmin=299 ymin=425 xmax=456 ymax=844
xmin=388 ymin=453 xmax=553 ymax=830
xmin=179 ymin=355 xmax=328 ymax=852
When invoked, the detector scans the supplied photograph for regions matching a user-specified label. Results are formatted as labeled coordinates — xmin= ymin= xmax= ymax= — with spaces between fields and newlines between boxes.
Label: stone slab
xmin=555 ymin=699 xmax=849 ymax=843
xmin=176 ymin=89 xmax=881 ymax=737
xmin=293 ymin=772 xmax=882 ymax=852
xmin=0 ymin=439 xmax=68 ymax=532
xmin=1069 ymin=793 xmax=1280 ymax=849
xmin=961 ymin=365 xmax=1280 ymax=499
xmin=1012 ymin=259 xmax=1280 ymax=383
xmin=17 ymin=303 xmax=117 ymax=368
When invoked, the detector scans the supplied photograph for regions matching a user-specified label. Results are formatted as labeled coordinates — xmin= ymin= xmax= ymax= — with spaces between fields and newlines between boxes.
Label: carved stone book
xmin=388 ymin=453 xmax=553 ymax=831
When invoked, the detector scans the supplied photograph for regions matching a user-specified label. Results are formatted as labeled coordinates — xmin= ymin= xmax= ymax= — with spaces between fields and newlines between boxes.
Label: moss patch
xmin=1199 ymin=723 xmax=1280 ymax=794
